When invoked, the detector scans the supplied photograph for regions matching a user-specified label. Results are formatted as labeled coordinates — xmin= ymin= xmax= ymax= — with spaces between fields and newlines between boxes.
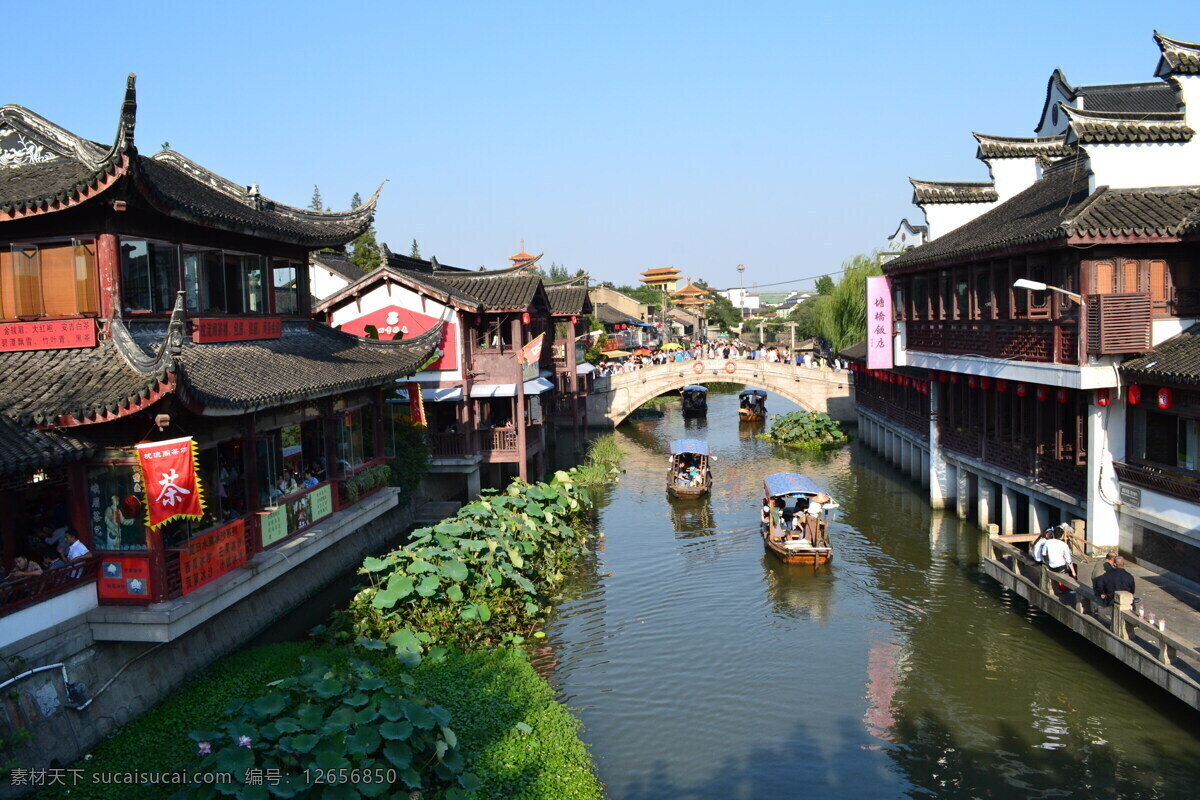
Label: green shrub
xmin=389 ymin=423 xmax=431 ymax=502
xmin=174 ymin=656 xmax=475 ymax=799
xmin=335 ymin=470 xmax=595 ymax=657
xmin=757 ymin=410 xmax=848 ymax=449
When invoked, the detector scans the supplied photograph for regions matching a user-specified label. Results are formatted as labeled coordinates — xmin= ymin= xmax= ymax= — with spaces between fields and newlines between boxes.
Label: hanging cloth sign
xmin=866 ymin=276 xmax=894 ymax=370
xmin=134 ymin=436 xmax=206 ymax=528
xmin=520 ymin=332 xmax=546 ymax=365
xmin=407 ymin=382 xmax=427 ymax=426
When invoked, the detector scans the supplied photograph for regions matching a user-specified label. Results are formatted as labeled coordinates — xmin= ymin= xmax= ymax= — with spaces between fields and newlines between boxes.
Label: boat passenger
xmin=761 ymin=499 xmax=771 ymax=525
xmin=803 ymin=494 xmax=825 ymax=542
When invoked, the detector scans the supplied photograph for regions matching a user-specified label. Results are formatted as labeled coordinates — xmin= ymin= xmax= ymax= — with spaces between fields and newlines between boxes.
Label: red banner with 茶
xmin=134 ymin=436 xmax=206 ymax=528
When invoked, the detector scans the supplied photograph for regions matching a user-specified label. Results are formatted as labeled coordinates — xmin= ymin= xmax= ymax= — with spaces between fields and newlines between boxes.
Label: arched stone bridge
xmin=586 ymin=359 xmax=856 ymax=427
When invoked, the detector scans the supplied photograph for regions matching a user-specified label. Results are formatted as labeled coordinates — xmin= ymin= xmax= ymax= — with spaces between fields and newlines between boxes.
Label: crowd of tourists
xmin=595 ymin=339 xmax=848 ymax=377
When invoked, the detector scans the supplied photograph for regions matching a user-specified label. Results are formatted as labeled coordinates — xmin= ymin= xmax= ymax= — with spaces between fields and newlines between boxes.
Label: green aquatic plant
xmin=757 ymin=410 xmax=848 ymax=449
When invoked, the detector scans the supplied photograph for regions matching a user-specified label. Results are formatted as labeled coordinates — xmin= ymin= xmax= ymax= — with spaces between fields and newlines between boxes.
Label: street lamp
xmin=1013 ymin=278 xmax=1081 ymax=303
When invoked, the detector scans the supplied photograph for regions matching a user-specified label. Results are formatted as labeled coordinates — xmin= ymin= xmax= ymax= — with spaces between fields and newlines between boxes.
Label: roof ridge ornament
xmin=1155 ymin=31 xmax=1200 ymax=77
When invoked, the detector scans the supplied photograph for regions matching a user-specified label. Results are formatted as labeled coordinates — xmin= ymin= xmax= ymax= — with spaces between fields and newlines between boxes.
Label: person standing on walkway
xmin=1093 ymin=556 xmax=1135 ymax=606
xmin=1091 ymin=551 xmax=1117 ymax=584
xmin=1031 ymin=528 xmax=1053 ymax=563
xmin=1040 ymin=529 xmax=1076 ymax=578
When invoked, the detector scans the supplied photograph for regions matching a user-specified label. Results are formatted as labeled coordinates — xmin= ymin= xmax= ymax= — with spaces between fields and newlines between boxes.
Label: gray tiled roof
xmin=438 ymin=273 xmax=545 ymax=312
xmin=545 ymin=282 xmax=593 ymax=316
xmin=1066 ymin=187 xmax=1200 ymax=238
xmin=0 ymin=417 xmax=93 ymax=477
xmin=1063 ymin=106 xmax=1194 ymax=144
xmin=1155 ymin=32 xmax=1200 ymax=77
xmin=910 ymin=179 xmax=999 ymax=205
xmin=973 ymin=133 xmax=1075 ymax=161
xmin=311 ymin=251 xmax=365 ymax=285
xmin=593 ymin=303 xmax=631 ymax=325
xmin=1076 ymin=82 xmax=1179 ymax=114
xmin=887 ymin=162 xmax=1093 ymax=271
xmin=1121 ymin=326 xmax=1200 ymax=385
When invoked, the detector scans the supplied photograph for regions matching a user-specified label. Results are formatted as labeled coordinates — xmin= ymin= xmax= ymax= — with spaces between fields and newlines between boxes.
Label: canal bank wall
xmin=0 ymin=489 xmax=418 ymax=796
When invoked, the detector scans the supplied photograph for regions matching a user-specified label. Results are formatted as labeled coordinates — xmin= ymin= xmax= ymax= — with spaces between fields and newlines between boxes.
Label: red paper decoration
xmin=980 ymin=377 xmax=992 ymax=390
xmin=996 ymin=379 xmax=1008 ymax=393
xmin=939 ymin=371 xmax=949 ymax=383
xmin=1158 ymin=387 xmax=1173 ymax=410
xmin=1056 ymin=387 xmax=1069 ymax=404
xmin=1095 ymin=388 xmax=1110 ymax=407
xmin=950 ymin=374 xmax=959 ymax=385
xmin=967 ymin=376 xmax=978 ymax=389
xmin=1016 ymin=382 xmax=1028 ymax=398
xmin=1127 ymin=385 xmax=1142 ymax=405
xmin=522 ymin=312 xmax=531 ymax=325
xmin=1036 ymin=385 xmax=1049 ymax=402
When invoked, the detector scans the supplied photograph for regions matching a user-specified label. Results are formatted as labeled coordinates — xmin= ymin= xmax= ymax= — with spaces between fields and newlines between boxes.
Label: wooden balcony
xmin=1086 ymin=293 xmax=1151 ymax=355
xmin=906 ymin=319 xmax=1079 ymax=364
xmin=940 ymin=428 xmax=1086 ymax=497
xmin=1114 ymin=460 xmax=1200 ymax=503
xmin=481 ymin=427 xmax=519 ymax=453
xmin=428 ymin=432 xmax=473 ymax=458
xmin=1 ymin=559 xmax=100 ymax=618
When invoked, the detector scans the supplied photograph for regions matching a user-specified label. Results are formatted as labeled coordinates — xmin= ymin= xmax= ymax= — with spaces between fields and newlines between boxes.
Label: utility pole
xmin=789 ymin=322 xmax=797 ymax=373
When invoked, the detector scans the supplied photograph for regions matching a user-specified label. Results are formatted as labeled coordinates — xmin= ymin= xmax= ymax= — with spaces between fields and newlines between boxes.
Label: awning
xmin=391 ymin=387 xmax=464 ymax=402
xmin=739 ymin=389 xmax=768 ymax=398
xmin=469 ymin=377 xmax=555 ymax=398
xmin=762 ymin=472 xmax=825 ymax=498
xmin=576 ymin=363 xmax=597 ymax=375
xmin=670 ymin=439 xmax=710 ymax=456
xmin=682 ymin=384 xmax=708 ymax=393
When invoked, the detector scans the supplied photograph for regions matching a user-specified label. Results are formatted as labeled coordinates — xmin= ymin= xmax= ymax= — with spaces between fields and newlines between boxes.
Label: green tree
xmin=815 ymin=275 xmax=835 ymax=295
xmin=810 ymin=252 xmax=884 ymax=352
xmin=694 ymin=279 xmax=740 ymax=332
xmin=613 ymin=284 xmax=666 ymax=309
xmin=309 ymin=185 xmax=323 ymax=211
xmin=348 ymin=191 xmax=382 ymax=272
xmin=410 ymin=238 xmax=421 ymax=259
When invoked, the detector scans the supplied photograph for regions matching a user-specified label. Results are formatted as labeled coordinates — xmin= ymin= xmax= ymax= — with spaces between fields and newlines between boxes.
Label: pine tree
xmin=410 ymin=239 xmax=421 ymax=259
xmin=310 ymin=185 xmax=323 ymax=211
xmin=351 ymin=192 xmax=362 ymax=208
xmin=347 ymin=191 xmax=380 ymax=271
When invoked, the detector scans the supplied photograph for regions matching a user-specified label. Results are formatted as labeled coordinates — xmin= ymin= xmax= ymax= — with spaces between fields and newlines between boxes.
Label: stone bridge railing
xmin=586 ymin=359 xmax=855 ymax=426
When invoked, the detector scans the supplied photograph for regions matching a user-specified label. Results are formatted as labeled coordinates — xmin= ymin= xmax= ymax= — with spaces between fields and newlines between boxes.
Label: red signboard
xmin=0 ymin=319 xmax=96 ymax=352
xmin=179 ymin=519 xmax=247 ymax=594
xmin=97 ymin=555 xmax=152 ymax=602
xmin=135 ymin=437 xmax=205 ymax=528
xmin=192 ymin=317 xmax=283 ymax=343
xmin=340 ymin=306 xmax=457 ymax=370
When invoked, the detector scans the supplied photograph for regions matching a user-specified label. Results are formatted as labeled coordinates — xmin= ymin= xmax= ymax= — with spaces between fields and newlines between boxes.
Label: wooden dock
xmin=984 ymin=535 xmax=1200 ymax=711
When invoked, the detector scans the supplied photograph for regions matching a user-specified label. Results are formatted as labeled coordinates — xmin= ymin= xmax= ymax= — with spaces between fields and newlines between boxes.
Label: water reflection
xmin=545 ymin=390 xmax=1200 ymax=800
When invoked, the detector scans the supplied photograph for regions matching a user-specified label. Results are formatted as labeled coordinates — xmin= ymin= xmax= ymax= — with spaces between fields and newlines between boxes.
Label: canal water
xmin=540 ymin=387 xmax=1200 ymax=800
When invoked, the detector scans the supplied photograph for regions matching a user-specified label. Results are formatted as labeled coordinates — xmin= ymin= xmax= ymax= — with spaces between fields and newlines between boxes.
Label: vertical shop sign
xmin=866 ymin=276 xmax=894 ymax=370
xmin=134 ymin=437 xmax=205 ymax=527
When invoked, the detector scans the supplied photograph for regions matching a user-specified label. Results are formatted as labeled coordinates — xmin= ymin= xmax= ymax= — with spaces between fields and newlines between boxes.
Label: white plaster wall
xmin=1086 ymin=139 xmax=1200 ymax=189
xmin=1036 ymin=84 xmax=1074 ymax=136
xmin=1151 ymin=317 xmax=1193 ymax=347
xmin=310 ymin=267 xmax=351 ymax=302
xmin=987 ymin=158 xmax=1041 ymax=204
xmin=0 ymin=583 xmax=98 ymax=650
xmin=922 ymin=201 xmax=996 ymax=240
xmin=328 ymin=283 xmax=462 ymax=379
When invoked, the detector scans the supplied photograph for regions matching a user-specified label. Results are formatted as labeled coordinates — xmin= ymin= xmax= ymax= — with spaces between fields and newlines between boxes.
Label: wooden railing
xmin=481 ymin=428 xmax=519 ymax=452
xmin=0 ymin=559 xmax=100 ymax=617
xmin=940 ymin=429 xmax=1086 ymax=496
xmin=1086 ymin=293 xmax=1151 ymax=355
xmin=905 ymin=319 xmax=1079 ymax=364
xmin=1114 ymin=461 xmax=1200 ymax=502
xmin=428 ymin=432 xmax=472 ymax=458
xmin=856 ymin=389 xmax=927 ymax=435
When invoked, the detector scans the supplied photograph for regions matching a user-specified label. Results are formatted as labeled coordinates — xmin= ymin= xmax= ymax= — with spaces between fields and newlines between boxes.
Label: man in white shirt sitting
xmin=1035 ymin=527 xmax=1076 ymax=578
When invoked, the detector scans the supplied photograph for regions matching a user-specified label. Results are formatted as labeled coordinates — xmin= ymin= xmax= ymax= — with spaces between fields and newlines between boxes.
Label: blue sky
xmin=10 ymin=2 xmax=1200 ymax=290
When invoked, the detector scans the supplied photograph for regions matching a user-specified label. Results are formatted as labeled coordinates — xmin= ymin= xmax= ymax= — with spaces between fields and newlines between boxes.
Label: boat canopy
xmin=763 ymin=472 xmax=825 ymax=498
xmin=681 ymin=385 xmax=708 ymax=393
xmin=739 ymin=389 xmax=768 ymax=398
xmin=670 ymin=439 xmax=710 ymax=456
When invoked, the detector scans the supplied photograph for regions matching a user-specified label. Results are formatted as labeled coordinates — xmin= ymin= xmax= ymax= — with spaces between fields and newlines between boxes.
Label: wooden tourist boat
xmin=760 ymin=472 xmax=837 ymax=564
xmin=667 ymin=439 xmax=713 ymax=498
xmin=738 ymin=388 xmax=767 ymax=421
xmin=681 ymin=385 xmax=708 ymax=417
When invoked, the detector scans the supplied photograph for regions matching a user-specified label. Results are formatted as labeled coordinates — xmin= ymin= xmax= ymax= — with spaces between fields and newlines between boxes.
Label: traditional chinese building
xmin=0 ymin=76 xmax=440 ymax=644
xmin=314 ymin=244 xmax=565 ymax=498
xmin=639 ymin=266 xmax=681 ymax=292
xmin=671 ymin=278 xmax=714 ymax=314
xmin=855 ymin=32 xmax=1200 ymax=585
xmin=508 ymin=242 xmax=542 ymax=271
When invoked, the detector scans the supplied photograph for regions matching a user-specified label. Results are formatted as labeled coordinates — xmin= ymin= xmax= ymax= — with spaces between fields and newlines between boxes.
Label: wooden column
xmin=242 ymin=416 xmax=261 ymax=556
xmin=514 ymin=317 xmax=528 ymax=481
xmin=323 ymin=399 xmax=341 ymax=509
xmin=67 ymin=462 xmax=92 ymax=548
xmin=566 ymin=320 xmax=581 ymax=452
xmin=97 ymin=232 xmax=120 ymax=328
xmin=373 ymin=387 xmax=386 ymax=459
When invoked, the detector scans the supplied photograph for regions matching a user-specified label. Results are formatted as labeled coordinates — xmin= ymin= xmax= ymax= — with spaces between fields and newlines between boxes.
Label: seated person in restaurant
xmin=42 ymin=553 xmax=65 ymax=571
xmin=10 ymin=555 xmax=42 ymax=579
xmin=303 ymin=470 xmax=319 ymax=488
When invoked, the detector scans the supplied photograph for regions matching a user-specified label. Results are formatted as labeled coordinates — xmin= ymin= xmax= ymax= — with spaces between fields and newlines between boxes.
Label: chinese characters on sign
xmin=866 ymin=276 xmax=894 ymax=370
xmin=191 ymin=317 xmax=283 ymax=343
xmin=97 ymin=555 xmax=152 ymax=601
xmin=134 ymin=437 xmax=205 ymax=527
xmin=179 ymin=520 xmax=247 ymax=594
xmin=0 ymin=319 xmax=96 ymax=352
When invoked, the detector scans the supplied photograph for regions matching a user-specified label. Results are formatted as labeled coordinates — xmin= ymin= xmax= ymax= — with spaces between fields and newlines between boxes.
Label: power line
xmin=716 ymin=269 xmax=845 ymax=293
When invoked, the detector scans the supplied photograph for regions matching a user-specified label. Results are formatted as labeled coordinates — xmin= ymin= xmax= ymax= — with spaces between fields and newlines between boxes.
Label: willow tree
xmin=810 ymin=252 xmax=884 ymax=352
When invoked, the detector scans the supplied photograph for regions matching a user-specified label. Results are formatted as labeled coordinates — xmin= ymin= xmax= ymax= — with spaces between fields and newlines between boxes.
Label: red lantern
xmin=1036 ymin=385 xmax=1049 ymax=402
xmin=474 ymin=315 xmax=482 ymax=326
xmin=950 ymin=373 xmax=959 ymax=384
xmin=1056 ymin=387 xmax=1069 ymax=404
xmin=1016 ymin=382 xmax=1028 ymax=398
xmin=996 ymin=379 xmax=1008 ymax=393
xmin=1127 ymin=385 xmax=1142 ymax=405
xmin=522 ymin=312 xmax=531 ymax=325
xmin=967 ymin=376 xmax=978 ymax=389
xmin=1095 ymin=388 xmax=1110 ymax=407
xmin=571 ymin=315 xmax=578 ymax=324
xmin=980 ymin=377 xmax=992 ymax=390
xmin=939 ymin=371 xmax=949 ymax=383
xmin=1158 ymin=387 xmax=1173 ymax=410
